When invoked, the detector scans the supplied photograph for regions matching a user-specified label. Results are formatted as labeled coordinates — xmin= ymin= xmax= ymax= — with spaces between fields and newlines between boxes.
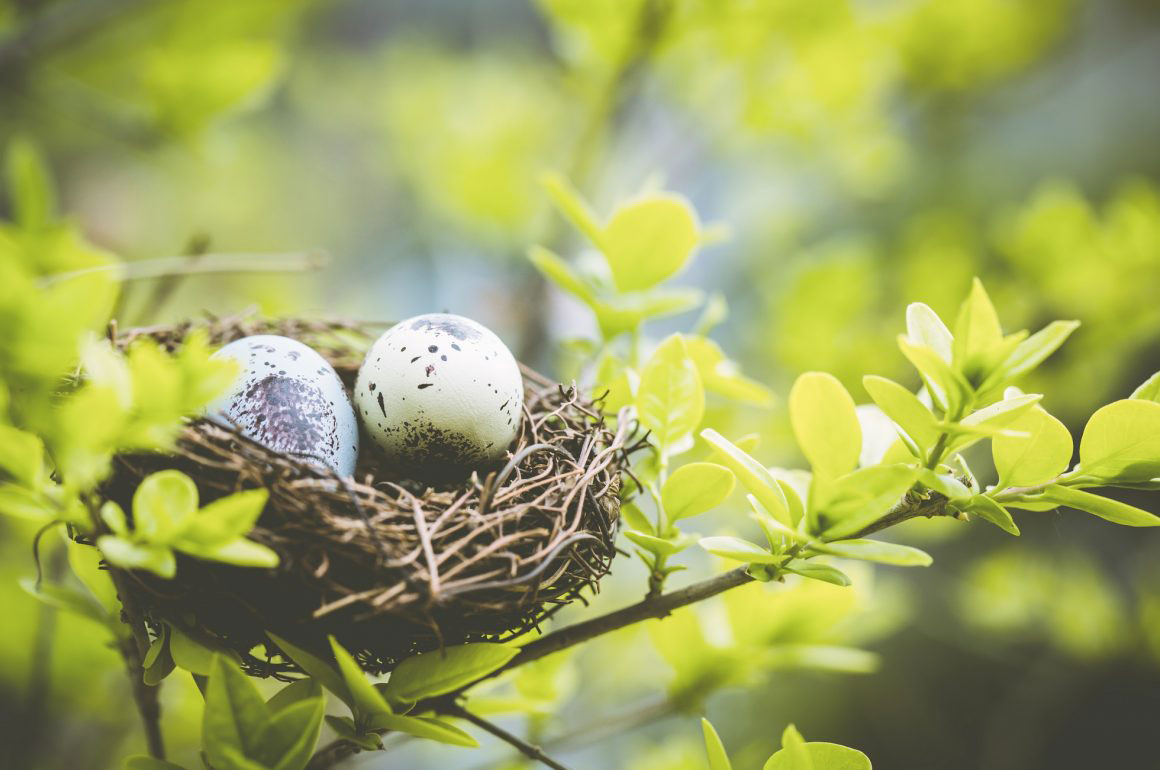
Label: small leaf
xmin=100 ymin=501 xmax=129 ymax=536
xmin=905 ymin=302 xmax=953 ymax=363
xmin=132 ymin=470 xmax=199 ymax=543
xmin=601 ymin=194 xmax=700 ymax=292
xmin=364 ymin=712 xmax=478 ymax=747
xmin=952 ymin=278 xmax=1003 ymax=369
xmin=811 ymin=539 xmax=932 ymax=567
xmin=789 ymin=372 xmax=861 ymax=480
xmin=764 ymin=740 xmax=871 ymax=770
xmin=780 ymin=724 xmax=813 ymax=770
xmin=702 ymin=429 xmax=794 ymax=527
xmin=541 ymin=173 xmax=605 ymax=249
xmin=992 ymin=406 xmax=1072 ymax=487
xmin=329 ymin=636 xmax=392 ymax=717
xmin=998 ymin=320 xmax=1079 ymax=381
xmin=527 ymin=246 xmax=598 ymax=307
xmin=962 ymin=496 xmax=1019 ymax=536
xmin=203 ymin=655 xmax=271 ymax=770
xmin=1040 ymin=484 xmax=1160 ymax=527
xmin=636 ymin=335 xmax=704 ymax=450
xmin=661 ymin=462 xmax=735 ymax=522
xmin=1131 ymin=371 xmax=1160 ymax=402
xmin=170 ymin=625 xmax=239 ymax=674
xmin=619 ymin=501 xmax=654 ymax=534
xmin=19 ymin=577 xmax=108 ymax=624
xmin=960 ymin=394 xmax=1043 ymax=430
xmin=813 ymin=465 xmax=918 ymax=541
xmin=897 ymin=335 xmax=966 ymax=413
xmin=97 ymin=536 xmax=176 ymax=578
xmin=266 ymin=679 xmax=322 ymax=714
xmin=253 ymin=695 xmax=325 ymax=770
xmin=762 ymin=645 xmax=879 ymax=674
xmin=268 ymin=634 xmax=351 ymax=711
xmin=143 ymin=628 xmax=175 ymax=686
xmin=915 ymin=468 xmax=971 ymax=502
xmin=180 ymin=489 xmax=269 ymax=547
xmin=181 ymin=537 xmax=279 ymax=568
xmin=624 ymin=529 xmax=696 ymax=557
xmin=699 ymin=535 xmax=781 ymax=565
xmin=685 ymin=335 xmax=775 ymax=408
xmin=783 ymin=560 xmax=851 ymax=587
xmin=702 ymin=718 xmax=733 ymax=770
xmin=1077 ymin=399 xmax=1160 ymax=482
xmin=385 ymin=643 xmax=518 ymax=702
xmin=862 ymin=376 xmax=939 ymax=449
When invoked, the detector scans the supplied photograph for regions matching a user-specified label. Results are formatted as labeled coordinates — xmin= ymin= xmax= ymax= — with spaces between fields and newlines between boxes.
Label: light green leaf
xmin=254 ymin=695 xmax=325 ymax=770
xmin=169 ymin=625 xmax=240 ymax=675
xmin=266 ymin=679 xmax=322 ymax=714
xmin=182 ymin=537 xmax=279 ymax=568
xmin=594 ymin=351 xmax=636 ymax=413
xmin=67 ymin=537 xmax=119 ymax=614
xmin=143 ymin=627 xmax=175 ymax=685
xmin=789 ymin=372 xmax=861 ymax=480
xmin=268 ymin=634 xmax=351 ymax=710
xmin=179 ymin=489 xmax=269 ymax=547
xmin=992 ymin=406 xmax=1072 ymax=487
xmin=636 ymin=334 xmax=704 ymax=450
xmin=960 ymin=394 xmax=1043 ymax=430
xmin=915 ymin=468 xmax=971 ymax=502
xmin=1040 ymin=484 xmax=1160 ymax=527
xmin=601 ymin=194 xmax=700 ymax=292
xmin=323 ymin=715 xmax=379 ymax=750
xmin=905 ymin=302 xmax=953 ymax=363
xmin=364 ymin=712 xmax=478 ymax=747
xmin=811 ymin=539 xmax=932 ymax=567
xmin=329 ymin=636 xmax=391 ymax=717
xmin=19 ymin=577 xmax=108 ymax=624
xmin=1131 ymin=372 xmax=1160 ymax=402
xmin=1077 ymin=399 xmax=1160 ymax=482
xmin=962 ymin=496 xmax=1019 ymax=535
xmin=765 ymin=740 xmax=871 ymax=770
xmin=702 ymin=718 xmax=733 ymax=770
xmin=699 ymin=535 xmax=780 ymax=565
xmin=97 ymin=536 xmax=176 ymax=578
xmin=998 ymin=320 xmax=1080 ymax=381
xmin=101 ymin=501 xmax=129 ymax=535
xmin=780 ymin=724 xmax=812 ymax=770
xmin=661 ymin=462 xmax=735 ymax=522
xmin=203 ymin=655 xmax=270 ymax=770
xmin=527 ymin=246 xmax=597 ymax=307
xmin=783 ymin=560 xmax=851 ymax=587
xmin=862 ymin=376 xmax=939 ymax=449
xmin=702 ymin=428 xmax=794 ymax=527
xmin=813 ymin=465 xmax=918 ymax=541
xmin=619 ymin=501 xmax=653 ymax=534
xmin=685 ymin=335 xmax=775 ymax=408
xmin=542 ymin=173 xmax=605 ymax=249
xmin=952 ymin=278 xmax=1003 ymax=368
xmin=762 ymin=645 xmax=879 ymax=674
xmin=385 ymin=643 xmax=518 ymax=703
xmin=132 ymin=470 xmax=199 ymax=543
xmin=624 ymin=529 xmax=696 ymax=557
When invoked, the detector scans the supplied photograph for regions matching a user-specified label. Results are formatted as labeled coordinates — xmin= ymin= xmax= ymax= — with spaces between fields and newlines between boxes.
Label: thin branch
xmin=443 ymin=704 xmax=572 ymax=770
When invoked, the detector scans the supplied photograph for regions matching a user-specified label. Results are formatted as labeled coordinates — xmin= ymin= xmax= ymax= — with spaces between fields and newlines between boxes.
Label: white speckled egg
xmin=206 ymin=335 xmax=359 ymax=477
xmin=354 ymin=313 xmax=524 ymax=470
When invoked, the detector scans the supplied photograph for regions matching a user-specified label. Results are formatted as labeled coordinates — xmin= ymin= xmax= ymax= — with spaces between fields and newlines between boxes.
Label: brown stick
xmin=443 ymin=704 xmax=572 ymax=770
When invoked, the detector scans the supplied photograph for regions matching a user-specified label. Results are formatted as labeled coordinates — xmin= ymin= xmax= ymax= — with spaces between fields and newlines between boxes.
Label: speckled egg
xmin=354 ymin=313 xmax=524 ymax=470
xmin=206 ymin=335 xmax=359 ymax=477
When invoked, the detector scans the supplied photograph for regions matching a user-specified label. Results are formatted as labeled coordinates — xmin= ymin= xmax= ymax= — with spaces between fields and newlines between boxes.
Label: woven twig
xmin=99 ymin=316 xmax=629 ymax=677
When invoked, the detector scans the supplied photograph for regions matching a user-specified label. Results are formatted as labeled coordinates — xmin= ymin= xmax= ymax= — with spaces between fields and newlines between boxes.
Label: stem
xmin=444 ymin=704 xmax=572 ymax=770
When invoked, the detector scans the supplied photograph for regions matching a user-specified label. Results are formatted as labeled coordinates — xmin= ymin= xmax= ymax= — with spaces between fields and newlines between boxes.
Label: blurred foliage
xmin=2 ymin=0 xmax=1160 ymax=768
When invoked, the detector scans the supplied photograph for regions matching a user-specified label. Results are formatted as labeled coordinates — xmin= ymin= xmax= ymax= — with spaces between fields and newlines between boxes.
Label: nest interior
xmin=100 ymin=317 xmax=631 ymax=676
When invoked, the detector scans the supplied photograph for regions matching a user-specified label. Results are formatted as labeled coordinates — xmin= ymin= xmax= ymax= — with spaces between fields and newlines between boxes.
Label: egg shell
xmin=354 ymin=313 xmax=524 ymax=470
xmin=207 ymin=335 xmax=359 ymax=477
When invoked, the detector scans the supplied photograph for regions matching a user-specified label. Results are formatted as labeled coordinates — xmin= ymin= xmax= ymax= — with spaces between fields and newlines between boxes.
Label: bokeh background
xmin=3 ymin=0 xmax=1160 ymax=768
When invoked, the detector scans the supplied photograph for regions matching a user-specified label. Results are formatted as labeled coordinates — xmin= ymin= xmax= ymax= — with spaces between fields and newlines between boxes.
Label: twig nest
xmin=100 ymin=317 xmax=630 ymax=676
xmin=354 ymin=313 xmax=524 ymax=474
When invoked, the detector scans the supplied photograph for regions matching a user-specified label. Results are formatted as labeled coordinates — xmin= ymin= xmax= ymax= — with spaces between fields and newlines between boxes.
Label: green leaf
xmin=169 ymin=625 xmax=239 ymax=675
xmin=699 ymin=535 xmax=781 ymax=565
xmin=0 ymin=425 xmax=45 ymax=488
xmin=915 ymin=468 xmax=971 ymax=502
xmin=685 ymin=335 xmax=775 ymax=407
xmin=762 ymin=645 xmax=879 ymax=674
xmin=962 ymin=495 xmax=1019 ymax=536
xmin=779 ymin=724 xmax=813 ymax=770
xmin=862 ymin=376 xmax=939 ymax=449
xmin=323 ymin=716 xmax=380 ymax=750
xmin=19 ymin=577 xmax=108 ymax=624
xmin=998 ymin=320 xmax=1080 ymax=381
xmin=67 ymin=537 xmax=119 ymax=614
xmin=601 ymin=194 xmax=700 ymax=292
xmin=385 ymin=643 xmax=518 ymax=703
xmin=661 ymin=462 xmax=735 ymax=522
xmin=266 ymin=679 xmax=322 ymax=714
xmin=906 ymin=302 xmax=953 ymax=363
xmin=811 ymin=539 xmax=932 ymax=567
xmin=179 ymin=489 xmax=269 ymax=547
xmin=329 ymin=636 xmax=391 ymax=717
xmin=124 ymin=757 xmax=187 ymax=770
xmin=254 ymin=695 xmax=325 ymax=770
xmin=765 ymin=740 xmax=871 ymax=770
xmin=143 ymin=627 xmax=176 ymax=685
xmin=527 ymin=246 xmax=598 ymax=307
xmin=97 ymin=536 xmax=176 ymax=578
xmin=789 ymin=372 xmax=861 ymax=481
xmin=1077 ymin=399 xmax=1160 ymax=482
xmin=619 ymin=501 xmax=653 ymax=534
xmin=203 ymin=655 xmax=270 ymax=770
xmin=1131 ymin=371 xmax=1160 ymax=402
xmin=702 ymin=718 xmax=733 ymax=770
xmin=181 ymin=537 xmax=279 ymax=568
xmin=813 ymin=465 xmax=918 ymax=541
xmin=132 ymin=470 xmax=199 ymax=543
xmin=624 ymin=529 xmax=696 ymax=556
xmin=6 ymin=137 xmax=56 ymax=229
xmin=783 ymin=560 xmax=851 ymax=587
xmin=1040 ymin=484 xmax=1160 ymax=527
xmin=268 ymin=634 xmax=351 ymax=711
xmin=702 ymin=429 xmax=794 ymax=527
xmin=960 ymin=393 xmax=1042 ymax=430
xmin=952 ymin=278 xmax=1003 ymax=368
xmin=897 ymin=335 xmax=967 ymax=414
xmin=364 ymin=712 xmax=478 ymax=747
xmin=636 ymin=334 xmax=704 ymax=450
xmin=542 ymin=173 xmax=605 ymax=249
xmin=992 ymin=406 xmax=1072 ymax=487
xmin=101 ymin=501 xmax=129 ymax=535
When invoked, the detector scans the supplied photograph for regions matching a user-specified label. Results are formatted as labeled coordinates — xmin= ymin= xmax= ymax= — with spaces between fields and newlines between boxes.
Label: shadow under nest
xmin=98 ymin=317 xmax=637 ymax=677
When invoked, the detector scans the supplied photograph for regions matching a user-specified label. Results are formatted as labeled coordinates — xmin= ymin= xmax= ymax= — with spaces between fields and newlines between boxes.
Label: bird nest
xmin=96 ymin=317 xmax=633 ymax=677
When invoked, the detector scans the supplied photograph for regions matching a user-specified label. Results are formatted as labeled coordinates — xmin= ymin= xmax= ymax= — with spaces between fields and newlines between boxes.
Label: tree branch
xmin=443 ymin=704 xmax=572 ymax=770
